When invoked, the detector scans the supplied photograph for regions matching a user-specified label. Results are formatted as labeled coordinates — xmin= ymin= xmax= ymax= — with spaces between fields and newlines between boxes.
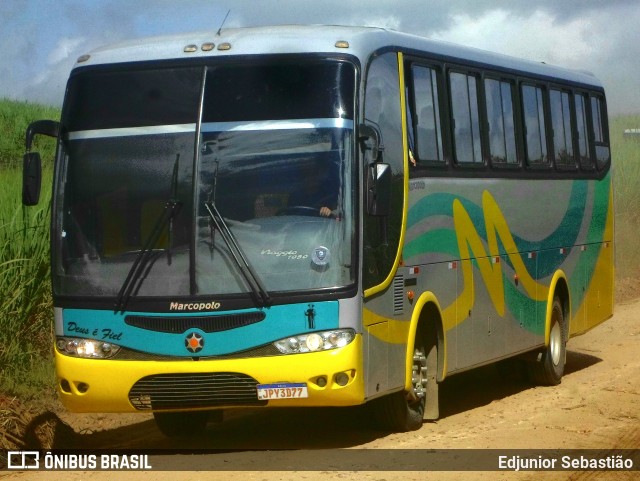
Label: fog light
xmin=335 ymin=372 xmax=349 ymax=386
xmin=316 ymin=376 xmax=327 ymax=388
xmin=60 ymin=379 xmax=71 ymax=394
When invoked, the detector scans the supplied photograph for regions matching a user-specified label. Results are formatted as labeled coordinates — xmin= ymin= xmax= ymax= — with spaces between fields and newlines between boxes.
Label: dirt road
xmin=3 ymin=297 xmax=639 ymax=480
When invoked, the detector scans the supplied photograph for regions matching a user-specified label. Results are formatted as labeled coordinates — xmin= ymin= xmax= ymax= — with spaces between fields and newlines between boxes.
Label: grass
xmin=0 ymin=97 xmax=639 ymax=398
xmin=0 ymin=99 xmax=59 ymax=396
xmin=0 ymin=99 xmax=59 ymax=168
xmin=0 ymin=167 xmax=55 ymax=395
xmin=609 ymin=115 xmax=640 ymax=279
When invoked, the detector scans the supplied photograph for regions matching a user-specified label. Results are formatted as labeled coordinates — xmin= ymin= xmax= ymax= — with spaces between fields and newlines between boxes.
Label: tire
xmin=153 ymin=410 xmax=214 ymax=438
xmin=528 ymin=296 xmax=567 ymax=386
xmin=370 ymin=335 xmax=432 ymax=432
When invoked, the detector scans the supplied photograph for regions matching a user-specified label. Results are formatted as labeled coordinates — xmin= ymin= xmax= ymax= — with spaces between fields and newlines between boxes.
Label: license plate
xmin=257 ymin=383 xmax=308 ymax=400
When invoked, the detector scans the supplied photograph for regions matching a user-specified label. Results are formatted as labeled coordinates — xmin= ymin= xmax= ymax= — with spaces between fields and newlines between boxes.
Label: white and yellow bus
xmin=23 ymin=25 xmax=613 ymax=436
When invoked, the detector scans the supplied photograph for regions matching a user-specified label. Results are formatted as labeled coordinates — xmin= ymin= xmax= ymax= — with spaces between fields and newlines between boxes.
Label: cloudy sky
xmin=2 ymin=0 xmax=639 ymax=115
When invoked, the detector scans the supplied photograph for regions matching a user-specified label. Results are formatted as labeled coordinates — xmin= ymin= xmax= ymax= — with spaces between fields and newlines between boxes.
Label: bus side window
xmin=590 ymin=95 xmax=610 ymax=169
xmin=549 ymin=89 xmax=575 ymax=169
xmin=449 ymin=71 xmax=483 ymax=164
xmin=409 ymin=64 xmax=444 ymax=164
xmin=521 ymin=84 xmax=548 ymax=166
xmin=574 ymin=93 xmax=593 ymax=170
xmin=485 ymin=78 xmax=518 ymax=165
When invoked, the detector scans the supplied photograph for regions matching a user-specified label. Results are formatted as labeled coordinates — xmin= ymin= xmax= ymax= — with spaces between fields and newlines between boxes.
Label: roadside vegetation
xmin=0 ymin=98 xmax=639 ymax=398
xmin=609 ymin=115 xmax=640 ymax=282
xmin=1 ymin=99 xmax=58 ymax=396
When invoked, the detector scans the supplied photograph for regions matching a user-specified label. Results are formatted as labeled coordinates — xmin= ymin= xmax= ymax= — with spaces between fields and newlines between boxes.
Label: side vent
xmin=393 ymin=275 xmax=404 ymax=315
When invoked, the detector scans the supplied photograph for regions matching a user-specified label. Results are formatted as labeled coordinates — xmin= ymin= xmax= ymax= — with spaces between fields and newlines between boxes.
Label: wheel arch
xmin=545 ymin=271 xmax=571 ymax=346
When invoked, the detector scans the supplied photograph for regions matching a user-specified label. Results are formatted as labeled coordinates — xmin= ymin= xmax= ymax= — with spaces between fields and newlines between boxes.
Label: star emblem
xmin=185 ymin=332 xmax=204 ymax=353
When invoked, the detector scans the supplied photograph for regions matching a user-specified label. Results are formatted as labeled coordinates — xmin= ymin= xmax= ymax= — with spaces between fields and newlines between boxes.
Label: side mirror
xmin=366 ymin=162 xmax=391 ymax=216
xmin=22 ymin=119 xmax=59 ymax=206
xmin=23 ymin=152 xmax=42 ymax=206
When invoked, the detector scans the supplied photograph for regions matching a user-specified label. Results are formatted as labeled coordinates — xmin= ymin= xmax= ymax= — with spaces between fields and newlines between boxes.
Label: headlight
xmin=56 ymin=337 xmax=121 ymax=359
xmin=273 ymin=329 xmax=355 ymax=354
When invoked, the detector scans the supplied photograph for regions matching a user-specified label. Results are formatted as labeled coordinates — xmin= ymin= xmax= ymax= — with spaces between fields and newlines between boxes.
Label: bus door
xmin=361 ymin=51 xmax=408 ymax=397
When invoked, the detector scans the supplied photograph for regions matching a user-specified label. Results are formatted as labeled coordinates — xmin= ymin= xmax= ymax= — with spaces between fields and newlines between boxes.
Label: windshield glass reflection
xmin=53 ymin=58 xmax=356 ymax=303
xmin=196 ymin=125 xmax=354 ymax=296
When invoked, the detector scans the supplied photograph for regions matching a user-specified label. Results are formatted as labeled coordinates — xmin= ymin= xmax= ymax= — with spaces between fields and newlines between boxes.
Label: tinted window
xmin=450 ymin=72 xmax=482 ymax=164
xmin=522 ymin=84 xmax=548 ymax=165
xmin=64 ymin=67 xmax=203 ymax=131
xmin=485 ymin=78 xmax=517 ymax=165
xmin=575 ymin=93 xmax=592 ymax=169
xmin=202 ymin=60 xmax=354 ymax=122
xmin=410 ymin=65 xmax=444 ymax=163
xmin=550 ymin=89 xmax=574 ymax=167
xmin=591 ymin=95 xmax=610 ymax=169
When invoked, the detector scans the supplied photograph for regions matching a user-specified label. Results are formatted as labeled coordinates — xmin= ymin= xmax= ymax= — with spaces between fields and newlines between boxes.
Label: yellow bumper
xmin=55 ymin=335 xmax=364 ymax=413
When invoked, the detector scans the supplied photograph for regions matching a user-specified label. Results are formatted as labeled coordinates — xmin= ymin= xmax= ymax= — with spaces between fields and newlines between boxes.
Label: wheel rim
xmin=549 ymin=318 xmax=562 ymax=366
xmin=409 ymin=347 xmax=428 ymax=404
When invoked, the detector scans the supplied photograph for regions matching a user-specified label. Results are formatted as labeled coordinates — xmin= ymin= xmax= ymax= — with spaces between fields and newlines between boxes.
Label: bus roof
xmin=75 ymin=25 xmax=602 ymax=89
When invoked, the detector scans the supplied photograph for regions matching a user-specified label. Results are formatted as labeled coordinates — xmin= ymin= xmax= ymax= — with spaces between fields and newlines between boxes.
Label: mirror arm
xmin=25 ymin=119 xmax=60 ymax=151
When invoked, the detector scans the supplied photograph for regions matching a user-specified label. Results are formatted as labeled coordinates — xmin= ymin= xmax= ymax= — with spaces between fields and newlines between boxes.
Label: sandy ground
xmin=2 ymin=296 xmax=639 ymax=480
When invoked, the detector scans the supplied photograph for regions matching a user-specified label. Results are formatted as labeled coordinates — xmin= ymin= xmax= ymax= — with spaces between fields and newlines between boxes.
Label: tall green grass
xmin=0 ymin=170 xmax=54 ymax=394
xmin=610 ymin=115 xmax=640 ymax=279
xmin=0 ymin=99 xmax=58 ymax=395
xmin=0 ymin=99 xmax=59 ymax=168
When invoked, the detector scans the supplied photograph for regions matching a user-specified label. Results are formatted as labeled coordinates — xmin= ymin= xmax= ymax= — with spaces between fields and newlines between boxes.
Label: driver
xmin=288 ymin=160 xmax=339 ymax=217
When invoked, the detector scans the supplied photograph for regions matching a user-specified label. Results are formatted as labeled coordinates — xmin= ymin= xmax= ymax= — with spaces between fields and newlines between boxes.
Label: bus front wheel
xmin=528 ymin=296 xmax=567 ymax=386
xmin=370 ymin=332 xmax=436 ymax=432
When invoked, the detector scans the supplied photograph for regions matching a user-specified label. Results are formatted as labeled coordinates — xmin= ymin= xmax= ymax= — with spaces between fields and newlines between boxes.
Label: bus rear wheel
xmin=528 ymin=296 xmax=567 ymax=386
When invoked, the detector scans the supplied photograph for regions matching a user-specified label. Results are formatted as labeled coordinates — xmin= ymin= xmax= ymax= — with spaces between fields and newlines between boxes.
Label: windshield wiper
xmin=204 ymin=201 xmax=272 ymax=308
xmin=114 ymin=155 xmax=182 ymax=313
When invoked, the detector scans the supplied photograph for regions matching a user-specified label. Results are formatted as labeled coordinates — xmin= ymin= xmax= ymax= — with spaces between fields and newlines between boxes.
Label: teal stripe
xmin=405 ymin=176 xmax=611 ymax=336
xmin=62 ymin=301 xmax=340 ymax=357
xmin=405 ymin=180 xmax=589 ymax=279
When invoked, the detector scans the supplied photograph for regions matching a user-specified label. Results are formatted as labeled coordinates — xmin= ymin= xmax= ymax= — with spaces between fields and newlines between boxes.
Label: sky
xmin=2 ymin=0 xmax=639 ymax=115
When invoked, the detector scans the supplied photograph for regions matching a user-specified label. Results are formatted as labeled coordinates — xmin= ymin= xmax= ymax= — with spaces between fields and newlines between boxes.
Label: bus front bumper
xmin=55 ymin=335 xmax=364 ymax=413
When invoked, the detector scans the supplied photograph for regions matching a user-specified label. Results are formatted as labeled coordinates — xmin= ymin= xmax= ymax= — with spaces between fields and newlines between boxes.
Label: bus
xmin=22 ymin=25 xmax=613 ymax=436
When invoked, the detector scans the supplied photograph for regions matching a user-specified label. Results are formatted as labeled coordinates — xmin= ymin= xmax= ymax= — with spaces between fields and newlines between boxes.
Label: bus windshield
xmin=53 ymin=58 xmax=356 ymax=303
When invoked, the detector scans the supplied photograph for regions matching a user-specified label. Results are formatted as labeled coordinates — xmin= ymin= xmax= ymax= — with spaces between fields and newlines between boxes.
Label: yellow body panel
xmin=570 ymin=189 xmax=615 ymax=337
xmin=55 ymin=336 xmax=364 ymax=413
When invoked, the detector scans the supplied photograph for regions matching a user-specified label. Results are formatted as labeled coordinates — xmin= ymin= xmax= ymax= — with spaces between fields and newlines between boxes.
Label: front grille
xmin=112 ymin=343 xmax=280 ymax=361
xmin=128 ymin=372 xmax=266 ymax=410
xmin=125 ymin=311 xmax=266 ymax=333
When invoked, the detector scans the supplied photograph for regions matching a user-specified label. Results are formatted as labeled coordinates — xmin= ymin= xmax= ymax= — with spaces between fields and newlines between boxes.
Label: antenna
xmin=216 ymin=9 xmax=231 ymax=36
